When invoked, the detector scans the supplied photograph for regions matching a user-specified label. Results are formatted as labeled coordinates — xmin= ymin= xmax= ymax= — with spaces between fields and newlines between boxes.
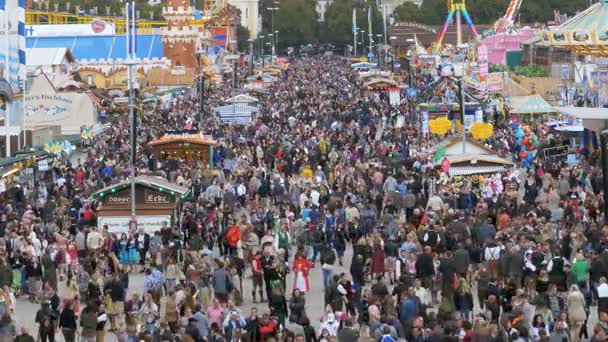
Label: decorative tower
xmin=161 ymin=0 xmax=200 ymax=68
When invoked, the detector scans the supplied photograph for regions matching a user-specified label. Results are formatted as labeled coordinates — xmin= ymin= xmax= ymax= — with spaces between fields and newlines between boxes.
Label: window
xmin=87 ymin=74 xmax=94 ymax=86
xmin=245 ymin=8 xmax=248 ymax=19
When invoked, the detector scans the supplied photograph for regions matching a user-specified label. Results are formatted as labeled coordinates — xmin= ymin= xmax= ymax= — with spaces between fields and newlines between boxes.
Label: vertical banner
xmin=388 ymin=88 xmax=400 ymax=106
xmin=422 ymin=111 xmax=429 ymax=137
xmin=478 ymin=44 xmax=488 ymax=76
xmin=474 ymin=109 xmax=483 ymax=123
xmin=0 ymin=0 xmax=25 ymax=130
xmin=352 ymin=8 xmax=356 ymax=56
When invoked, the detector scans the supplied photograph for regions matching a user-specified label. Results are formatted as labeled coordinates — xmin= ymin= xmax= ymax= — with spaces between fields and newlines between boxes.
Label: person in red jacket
xmin=225 ymin=223 xmax=241 ymax=256
xmin=258 ymin=313 xmax=278 ymax=340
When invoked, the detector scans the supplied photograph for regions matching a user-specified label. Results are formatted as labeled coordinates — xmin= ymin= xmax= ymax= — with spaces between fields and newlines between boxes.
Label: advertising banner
xmin=419 ymin=55 xmax=436 ymax=75
xmin=25 ymin=93 xmax=96 ymax=135
xmin=25 ymin=22 xmax=115 ymax=37
xmin=99 ymin=215 xmax=172 ymax=234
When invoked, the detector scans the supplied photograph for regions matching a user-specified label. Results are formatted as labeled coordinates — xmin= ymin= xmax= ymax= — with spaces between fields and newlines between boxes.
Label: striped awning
xmin=449 ymin=165 xmax=508 ymax=176
xmin=215 ymin=104 xmax=259 ymax=124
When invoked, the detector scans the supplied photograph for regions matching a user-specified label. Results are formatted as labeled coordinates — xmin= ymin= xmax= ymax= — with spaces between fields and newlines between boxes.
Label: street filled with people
xmin=2 ymin=55 xmax=608 ymax=342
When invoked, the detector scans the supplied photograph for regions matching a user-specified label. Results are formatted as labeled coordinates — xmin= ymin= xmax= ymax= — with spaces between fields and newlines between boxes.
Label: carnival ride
xmin=539 ymin=0 xmax=608 ymax=57
xmin=495 ymin=0 xmax=524 ymax=32
xmin=434 ymin=0 xmax=478 ymax=53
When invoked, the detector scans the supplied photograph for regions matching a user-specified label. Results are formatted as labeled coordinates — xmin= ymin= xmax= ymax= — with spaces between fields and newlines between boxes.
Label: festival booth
xmin=351 ymin=62 xmax=378 ymax=71
xmin=243 ymin=87 xmax=272 ymax=97
xmin=215 ymin=104 xmax=259 ymax=124
xmin=364 ymin=78 xmax=398 ymax=91
xmin=509 ymin=95 xmax=556 ymax=123
xmin=430 ymin=135 xmax=514 ymax=176
xmin=91 ymin=176 xmax=190 ymax=234
xmin=147 ymin=131 xmax=218 ymax=167
xmin=554 ymin=106 xmax=607 ymax=152
xmin=224 ymin=94 xmax=260 ymax=106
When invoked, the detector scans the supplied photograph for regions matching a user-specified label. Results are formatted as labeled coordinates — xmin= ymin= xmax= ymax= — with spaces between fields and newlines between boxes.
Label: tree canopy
xmin=273 ymin=0 xmax=319 ymax=47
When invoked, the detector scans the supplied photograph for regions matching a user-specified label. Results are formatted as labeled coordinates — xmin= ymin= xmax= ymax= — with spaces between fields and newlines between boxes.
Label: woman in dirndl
xmin=118 ymin=234 xmax=130 ymax=266
xmin=371 ymin=235 xmax=385 ymax=280
xmin=127 ymin=236 xmax=139 ymax=271
xmin=66 ymin=238 xmax=79 ymax=269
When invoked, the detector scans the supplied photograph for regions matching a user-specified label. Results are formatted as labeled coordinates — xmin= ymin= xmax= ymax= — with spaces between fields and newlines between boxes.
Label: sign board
xmin=560 ymin=64 xmax=570 ymax=81
xmin=25 ymin=22 xmax=115 ymax=37
xmin=114 ymin=96 xmax=129 ymax=104
xmin=38 ymin=158 xmax=49 ymax=171
xmin=144 ymin=190 xmax=172 ymax=205
xmin=104 ymin=191 xmax=131 ymax=206
xmin=90 ymin=19 xmax=107 ymax=33
xmin=478 ymin=45 xmax=489 ymax=76
xmin=25 ymin=77 xmax=97 ymax=135
xmin=486 ymin=72 xmax=503 ymax=91
xmin=98 ymin=215 xmax=171 ymax=234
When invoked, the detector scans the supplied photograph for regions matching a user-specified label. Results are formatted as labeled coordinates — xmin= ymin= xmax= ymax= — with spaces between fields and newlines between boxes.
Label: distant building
xmin=228 ymin=0 xmax=260 ymax=38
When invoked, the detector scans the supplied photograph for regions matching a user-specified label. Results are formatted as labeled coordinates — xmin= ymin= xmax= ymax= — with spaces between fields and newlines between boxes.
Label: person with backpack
xmin=211 ymin=260 xmax=233 ymax=304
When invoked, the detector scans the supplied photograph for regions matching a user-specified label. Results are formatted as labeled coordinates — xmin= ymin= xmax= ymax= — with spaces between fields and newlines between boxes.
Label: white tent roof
xmin=26 ymin=48 xmax=74 ymax=67
xmin=554 ymin=106 xmax=608 ymax=120
xmin=224 ymin=94 xmax=259 ymax=104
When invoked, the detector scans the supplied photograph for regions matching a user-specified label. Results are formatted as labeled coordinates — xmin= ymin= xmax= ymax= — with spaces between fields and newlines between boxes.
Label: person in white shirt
xmin=414 ymin=279 xmax=432 ymax=309
xmin=318 ymin=313 xmax=340 ymax=337
xmin=597 ymin=277 xmax=608 ymax=315
xmin=310 ymin=188 xmax=321 ymax=207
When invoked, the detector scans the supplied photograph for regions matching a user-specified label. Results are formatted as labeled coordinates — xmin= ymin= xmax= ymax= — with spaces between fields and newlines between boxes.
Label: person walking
xmin=80 ymin=304 xmax=98 ymax=342
xmin=212 ymin=260 xmax=233 ymax=304
xmin=568 ymin=284 xmax=588 ymax=341
xmin=59 ymin=300 xmax=78 ymax=342
xmin=35 ymin=301 xmax=57 ymax=342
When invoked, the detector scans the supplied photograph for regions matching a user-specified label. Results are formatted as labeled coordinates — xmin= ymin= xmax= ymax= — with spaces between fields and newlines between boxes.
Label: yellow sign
xmin=360 ymin=57 xmax=368 ymax=62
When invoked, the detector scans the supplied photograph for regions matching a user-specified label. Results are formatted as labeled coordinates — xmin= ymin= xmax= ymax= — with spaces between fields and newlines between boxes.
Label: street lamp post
xmin=195 ymin=50 xmax=205 ymax=128
xmin=389 ymin=35 xmax=397 ymax=73
xmin=275 ymin=30 xmax=279 ymax=55
xmin=267 ymin=7 xmax=279 ymax=58
xmin=248 ymin=38 xmax=254 ymax=75
xmin=406 ymin=38 xmax=415 ymax=88
xmin=359 ymin=30 xmax=366 ymax=53
xmin=376 ymin=33 xmax=383 ymax=66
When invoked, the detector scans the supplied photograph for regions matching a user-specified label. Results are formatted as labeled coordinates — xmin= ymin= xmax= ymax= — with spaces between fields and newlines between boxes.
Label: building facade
xmin=228 ymin=0 xmax=260 ymax=38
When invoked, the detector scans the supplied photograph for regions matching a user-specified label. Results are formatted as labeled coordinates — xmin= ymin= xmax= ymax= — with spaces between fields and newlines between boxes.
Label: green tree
xmin=236 ymin=24 xmax=251 ymax=52
xmin=320 ymin=0 xmax=383 ymax=48
xmin=393 ymin=2 xmax=421 ymax=22
xmin=320 ymin=0 xmax=354 ymax=46
xmin=419 ymin=0 xmax=447 ymax=25
xmin=274 ymin=0 xmax=319 ymax=47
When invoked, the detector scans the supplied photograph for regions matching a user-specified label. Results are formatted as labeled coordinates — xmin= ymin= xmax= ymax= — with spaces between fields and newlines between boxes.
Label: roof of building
xmin=26 ymin=48 xmax=75 ymax=66
xmin=26 ymin=34 xmax=164 ymax=61
xmin=90 ymin=175 xmax=190 ymax=198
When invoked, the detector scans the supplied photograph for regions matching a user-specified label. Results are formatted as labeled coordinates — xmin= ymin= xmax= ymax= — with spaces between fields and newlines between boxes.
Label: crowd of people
xmin=0 ymin=54 xmax=607 ymax=342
